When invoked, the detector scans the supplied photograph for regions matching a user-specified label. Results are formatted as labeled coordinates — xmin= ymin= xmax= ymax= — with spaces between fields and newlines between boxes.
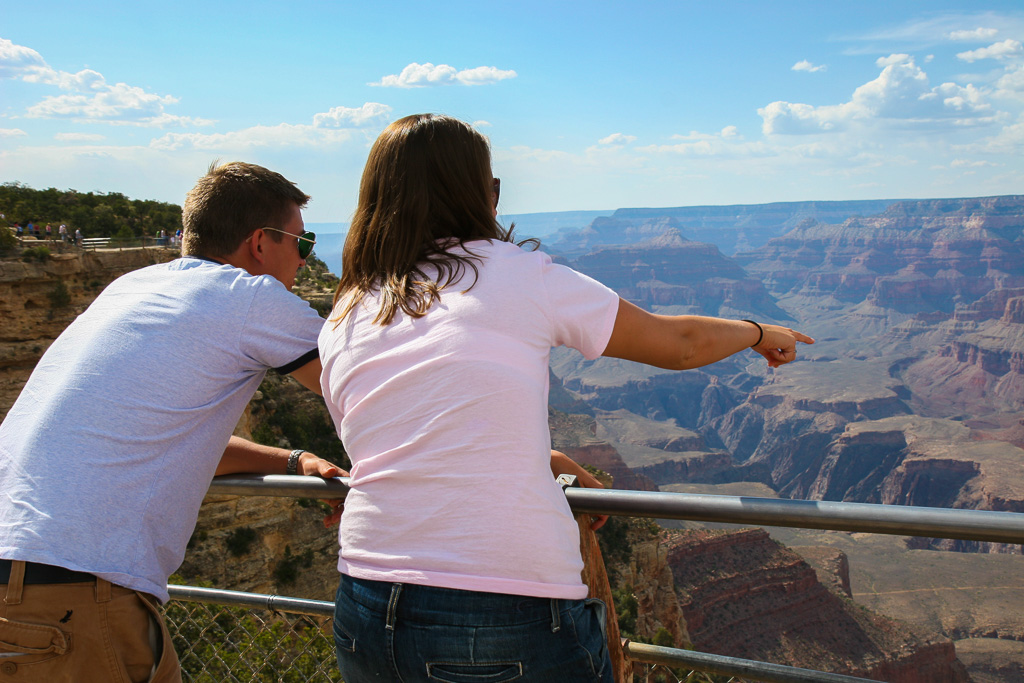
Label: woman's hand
xmin=550 ymin=450 xmax=609 ymax=531
xmin=752 ymin=324 xmax=815 ymax=368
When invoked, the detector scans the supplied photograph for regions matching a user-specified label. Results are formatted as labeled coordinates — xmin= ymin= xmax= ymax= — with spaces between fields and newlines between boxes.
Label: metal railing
xmin=163 ymin=474 xmax=1024 ymax=682
xmin=208 ymin=474 xmax=1024 ymax=544
xmin=164 ymin=587 xmax=338 ymax=682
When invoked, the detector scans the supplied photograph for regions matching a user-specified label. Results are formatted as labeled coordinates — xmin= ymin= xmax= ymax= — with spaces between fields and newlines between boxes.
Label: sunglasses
xmin=492 ymin=177 xmax=500 ymax=209
xmin=261 ymin=227 xmax=316 ymax=259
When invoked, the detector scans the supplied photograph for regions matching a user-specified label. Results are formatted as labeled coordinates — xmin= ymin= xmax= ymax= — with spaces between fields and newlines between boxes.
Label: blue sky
xmin=2 ymin=2 xmax=1023 ymax=222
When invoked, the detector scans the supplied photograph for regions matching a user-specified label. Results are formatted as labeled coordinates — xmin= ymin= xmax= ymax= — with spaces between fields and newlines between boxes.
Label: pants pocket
xmin=426 ymin=660 xmax=524 ymax=683
xmin=0 ymin=615 xmax=70 ymax=666
xmin=333 ymin=619 xmax=357 ymax=654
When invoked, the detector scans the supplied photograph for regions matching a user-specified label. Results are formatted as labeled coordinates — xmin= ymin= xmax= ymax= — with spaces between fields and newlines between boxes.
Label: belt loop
xmin=385 ymin=583 xmax=403 ymax=632
xmin=4 ymin=561 xmax=25 ymax=606
xmin=95 ymin=577 xmax=112 ymax=603
xmin=550 ymin=598 xmax=561 ymax=633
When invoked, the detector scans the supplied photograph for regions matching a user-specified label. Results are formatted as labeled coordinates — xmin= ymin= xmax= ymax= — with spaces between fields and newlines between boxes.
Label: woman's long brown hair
xmin=333 ymin=114 xmax=525 ymax=326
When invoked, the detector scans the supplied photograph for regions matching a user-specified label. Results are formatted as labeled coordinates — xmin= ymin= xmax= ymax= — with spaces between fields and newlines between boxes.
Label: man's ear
xmin=247 ymin=229 xmax=267 ymax=265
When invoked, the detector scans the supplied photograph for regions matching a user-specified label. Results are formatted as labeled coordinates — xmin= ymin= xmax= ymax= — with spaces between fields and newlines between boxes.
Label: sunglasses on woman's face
xmin=261 ymin=227 xmax=317 ymax=259
xmin=492 ymin=177 xmax=501 ymax=209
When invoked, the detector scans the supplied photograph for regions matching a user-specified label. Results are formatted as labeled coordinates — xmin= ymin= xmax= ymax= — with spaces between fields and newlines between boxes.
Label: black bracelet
xmin=287 ymin=449 xmax=306 ymax=476
xmin=741 ymin=319 xmax=763 ymax=347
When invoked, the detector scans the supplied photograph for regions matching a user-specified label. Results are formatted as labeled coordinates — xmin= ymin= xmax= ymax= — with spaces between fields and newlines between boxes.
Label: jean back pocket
xmin=426 ymin=660 xmax=523 ymax=683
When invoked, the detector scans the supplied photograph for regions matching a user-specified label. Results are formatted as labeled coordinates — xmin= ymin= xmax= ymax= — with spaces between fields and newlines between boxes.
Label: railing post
xmin=562 ymin=473 xmax=631 ymax=683
xmin=577 ymin=512 xmax=631 ymax=683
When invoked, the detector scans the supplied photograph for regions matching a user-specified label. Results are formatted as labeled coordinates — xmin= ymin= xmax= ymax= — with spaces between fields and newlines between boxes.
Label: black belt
xmin=0 ymin=559 xmax=96 ymax=585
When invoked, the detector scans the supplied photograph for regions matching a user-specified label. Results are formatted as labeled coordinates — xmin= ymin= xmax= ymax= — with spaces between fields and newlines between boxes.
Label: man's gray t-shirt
xmin=0 ymin=257 xmax=324 ymax=601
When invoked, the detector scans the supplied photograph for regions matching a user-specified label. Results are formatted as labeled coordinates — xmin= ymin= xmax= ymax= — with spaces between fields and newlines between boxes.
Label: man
xmin=0 ymin=162 xmax=343 ymax=682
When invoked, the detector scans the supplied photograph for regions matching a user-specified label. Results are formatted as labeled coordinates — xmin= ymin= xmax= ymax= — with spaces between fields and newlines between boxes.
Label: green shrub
xmin=22 ymin=245 xmax=51 ymax=262
xmin=0 ymin=227 xmax=16 ymax=252
xmin=225 ymin=526 xmax=258 ymax=557
xmin=273 ymin=545 xmax=315 ymax=587
xmin=47 ymin=280 xmax=71 ymax=309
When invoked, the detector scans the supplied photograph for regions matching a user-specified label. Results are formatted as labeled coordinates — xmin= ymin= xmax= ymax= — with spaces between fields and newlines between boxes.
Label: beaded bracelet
xmin=287 ymin=449 xmax=306 ymax=476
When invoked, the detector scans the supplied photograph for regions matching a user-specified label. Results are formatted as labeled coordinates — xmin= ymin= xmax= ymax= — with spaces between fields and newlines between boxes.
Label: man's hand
xmin=295 ymin=452 xmax=348 ymax=528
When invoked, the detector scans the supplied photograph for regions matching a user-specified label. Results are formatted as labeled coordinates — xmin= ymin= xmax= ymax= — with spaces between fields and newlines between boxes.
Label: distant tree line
xmin=1 ymin=181 xmax=182 ymax=240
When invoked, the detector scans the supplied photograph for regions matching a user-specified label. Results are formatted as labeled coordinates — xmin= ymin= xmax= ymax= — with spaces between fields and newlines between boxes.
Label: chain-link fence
xmin=163 ymin=599 xmax=340 ymax=683
xmin=162 ymin=596 xmax=855 ymax=683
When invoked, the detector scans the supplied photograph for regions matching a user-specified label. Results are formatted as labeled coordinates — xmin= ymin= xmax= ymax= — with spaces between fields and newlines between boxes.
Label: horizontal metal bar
xmin=564 ymin=488 xmax=1024 ymax=544
xmin=166 ymin=584 xmax=334 ymax=617
xmin=624 ymin=642 xmax=877 ymax=683
xmin=209 ymin=474 xmax=1024 ymax=544
xmin=209 ymin=474 xmax=350 ymax=498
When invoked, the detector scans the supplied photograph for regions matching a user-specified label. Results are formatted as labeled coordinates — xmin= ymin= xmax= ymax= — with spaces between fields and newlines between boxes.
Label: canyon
xmin=547 ymin=194 xmax=1024 ymax=680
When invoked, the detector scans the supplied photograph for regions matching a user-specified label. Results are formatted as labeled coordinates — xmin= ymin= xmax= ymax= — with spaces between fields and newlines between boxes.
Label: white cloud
xmin=640 ymin=127 xmax=762 ymax=158
xmin=670 ymin=126 xmax=741 ymax=142
xmin=957 ymin=39 xmax=1023 ymax=63
xmin=312 ymin=102 xmax=392 ymax=128
xmin=876 ymin=54 xmax=911 ymax=68
xmin=840 ymin=12 xmax=1024 ymax=55
xmin=0 ymin=38 xmax=48 ymax=80
xmin=151 ymin=123 xmax=358 ymax=151
xmin=996 ymin=65 xmax=1024 ymax=99
xmin=472 ymin=120 xmax=492 ymax=128
xmin=598 ymin=133 xmax=636 ymax=145
xmin=967 ymin=112 xmax=1024 ymax=154
xmin=792 ymin=60 xmax=826 ymax=73
xmin=372 ymin=62 xmax=516 ymax=88
xmin=148 ymin=102 xmax=389 ymax=152
xmin=0 ymin=128 xmax=27 ymax=138
xmin=760 ymin=54 xmax=996 ymax=135
xmin=3 ymin=37 xmax=206 ymax=127
xmin=948 ymin=28 xmax=1000 ymax=41
xmin=54 ymin=132 xmax=106 ymax=141
xmin=949 ymin=158 xmax=998 ymax=168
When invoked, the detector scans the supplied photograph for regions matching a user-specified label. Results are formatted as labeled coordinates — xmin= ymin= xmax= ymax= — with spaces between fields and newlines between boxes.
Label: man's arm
xmin=288 ymin=357 xmax=323 ymax=395
xmin=215 ymin=435 xmax=344 ymax=478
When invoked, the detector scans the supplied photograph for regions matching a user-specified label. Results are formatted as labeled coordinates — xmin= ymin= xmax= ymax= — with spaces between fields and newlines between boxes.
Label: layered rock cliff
xmin=666 ymin=528 xmax=970 ymax=682
xmin=551 ymin=198 xmax=900 ymax=256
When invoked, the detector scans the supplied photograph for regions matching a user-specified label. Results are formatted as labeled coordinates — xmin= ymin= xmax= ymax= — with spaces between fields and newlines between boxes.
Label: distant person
xmin=319 ymin=114 xmax=814 ymax=682
xmin=74 ymin=227 xmax=82 ymax=246
xmin=59 ymin=223 xmax=67 ymax=242
xmin=14 ymin=223 xmax=22 ymax=237
xmin=45 ymin=223 xmax=52 ymax=240
xmin=0 ymin=161 xmax=342 ymax=682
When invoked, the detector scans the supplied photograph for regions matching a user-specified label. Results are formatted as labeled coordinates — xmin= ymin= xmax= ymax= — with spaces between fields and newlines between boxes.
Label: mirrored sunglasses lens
xmin=299 ymin=232 xmax=315 ymax=258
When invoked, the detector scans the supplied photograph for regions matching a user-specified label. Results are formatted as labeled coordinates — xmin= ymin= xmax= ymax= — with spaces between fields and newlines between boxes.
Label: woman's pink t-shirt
xmin=319 ymin=240 xmax=620 ymax=599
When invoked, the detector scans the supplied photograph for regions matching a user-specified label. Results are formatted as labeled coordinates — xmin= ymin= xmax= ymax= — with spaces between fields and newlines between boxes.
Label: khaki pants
xmin=0 ymin=561 xmax=181 ymax=682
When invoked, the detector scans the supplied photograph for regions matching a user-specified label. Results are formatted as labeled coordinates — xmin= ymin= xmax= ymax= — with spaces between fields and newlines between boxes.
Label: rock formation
xmin=666 ymin=528 xmax=970 ymax=682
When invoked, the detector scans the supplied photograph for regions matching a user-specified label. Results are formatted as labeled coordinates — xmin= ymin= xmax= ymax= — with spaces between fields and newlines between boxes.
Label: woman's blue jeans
xmin=333 ymin=574 xmax=613 ymax=682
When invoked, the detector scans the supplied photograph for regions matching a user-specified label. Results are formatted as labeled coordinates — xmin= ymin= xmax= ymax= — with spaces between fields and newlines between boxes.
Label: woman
xmin=320 ymin=114 xmax=813 ymax=682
